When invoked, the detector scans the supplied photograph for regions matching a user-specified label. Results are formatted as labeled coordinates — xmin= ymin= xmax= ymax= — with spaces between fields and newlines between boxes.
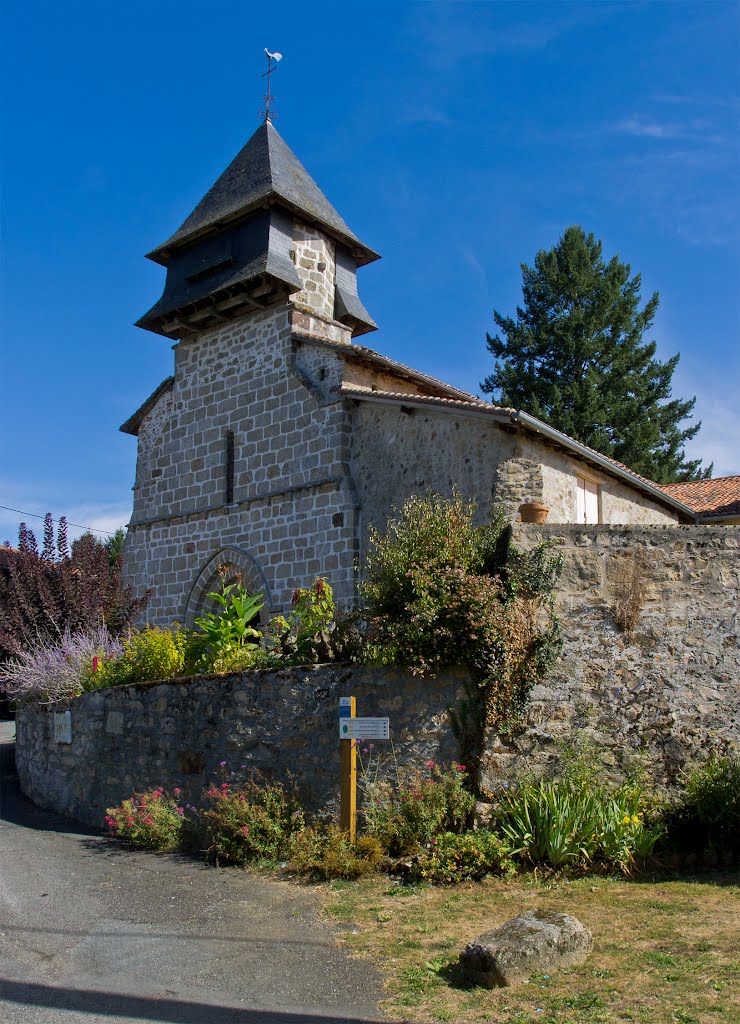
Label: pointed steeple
xmin=137 ymin=121 xmax=379 ymax=340
xmin=148 ymin=121 xmax=378 ymax=268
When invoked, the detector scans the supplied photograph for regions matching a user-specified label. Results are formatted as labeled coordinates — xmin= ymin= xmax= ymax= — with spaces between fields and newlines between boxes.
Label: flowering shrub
xmin=0 ymin=626 xmax=123 ymax=705
xmin=495 ymin=777 xmax=664 ymax=872
xmin=105 ymin=787 xmax=187 ymax=850
xmin=359 ymin=493 xmax=562 ymax=733
xmin=0 ymin=515 xmax=148 ymax=661
xmin=259 ymin=577 xmax=337 ymax=666
xmin=94 ymin=626 xmax=189 ymax=687
xmin=407 ymin=830 xmax=514 ymax=884
xmin=362 ymin=757 xmax=475 ymax=856
xmin=200 ymin=771 xmax=305 ymax=864
xmin=289 ymin=825 xmax=385 ymax=879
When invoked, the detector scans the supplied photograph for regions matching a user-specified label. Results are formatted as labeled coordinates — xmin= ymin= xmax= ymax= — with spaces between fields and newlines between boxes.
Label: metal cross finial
xmin=260 ymin=48 xmax=283 ymax=122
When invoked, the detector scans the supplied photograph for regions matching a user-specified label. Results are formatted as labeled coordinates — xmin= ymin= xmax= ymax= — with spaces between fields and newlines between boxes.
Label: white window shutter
xmin=576 ymin=477 xmax=586 ymax=523
xmin=576 ymin=477 xmax=599 ymax=523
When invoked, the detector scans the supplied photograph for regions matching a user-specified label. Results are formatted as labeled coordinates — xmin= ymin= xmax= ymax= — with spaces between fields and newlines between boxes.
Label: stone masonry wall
xmin=480 ymin=524 xmax=739 ymax=795
xmin=15 ymin=667 xmax=467 ymax=829
xmin=349 ymin=402 xmax=514 ymax=566
xmin=123 ymin=305 xmax=360 ymax=623
xmin=16 ymin=527 xmax=739 ymax=827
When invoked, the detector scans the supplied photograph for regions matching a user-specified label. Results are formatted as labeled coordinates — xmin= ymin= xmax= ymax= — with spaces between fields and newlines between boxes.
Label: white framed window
xmin=576 ymin=475 xmax=600 ymax=524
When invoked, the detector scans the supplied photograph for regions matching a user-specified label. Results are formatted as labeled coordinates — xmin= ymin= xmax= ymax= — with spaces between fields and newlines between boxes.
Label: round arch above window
xmin=183 ymin=547 xmax=274 ymax=628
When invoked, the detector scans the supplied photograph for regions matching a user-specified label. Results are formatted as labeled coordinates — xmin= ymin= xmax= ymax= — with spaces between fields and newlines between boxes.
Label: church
xmin=121 ymin=116 xmax=694 ymax=626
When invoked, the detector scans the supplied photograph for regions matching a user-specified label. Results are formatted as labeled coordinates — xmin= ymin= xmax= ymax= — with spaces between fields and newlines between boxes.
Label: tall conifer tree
xmin=481 ymin=226 xmax=710 ymax=483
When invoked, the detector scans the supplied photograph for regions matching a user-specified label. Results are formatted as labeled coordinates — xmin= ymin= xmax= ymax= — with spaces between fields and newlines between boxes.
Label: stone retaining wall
xmin=479 ymin=524 xmax=740 ymax=794
xmin=15 ymin=667 xmax=465 ymax=829
xmin=15 ymin=525 xmax=739 ymax=828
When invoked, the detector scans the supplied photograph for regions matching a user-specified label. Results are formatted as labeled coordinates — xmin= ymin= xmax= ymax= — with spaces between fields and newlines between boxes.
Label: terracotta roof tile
xmin=660 ymin=476 xmax=740 ymax=518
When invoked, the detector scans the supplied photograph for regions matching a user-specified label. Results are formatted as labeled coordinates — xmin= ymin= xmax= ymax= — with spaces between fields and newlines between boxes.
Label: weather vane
xmin=260 ymin=48 xmax=283 ymax=122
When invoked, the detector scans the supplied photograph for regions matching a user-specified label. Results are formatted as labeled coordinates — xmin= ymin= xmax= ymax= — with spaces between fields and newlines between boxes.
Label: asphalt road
xmin=0 ymin=721 xmax=392 ymax=1024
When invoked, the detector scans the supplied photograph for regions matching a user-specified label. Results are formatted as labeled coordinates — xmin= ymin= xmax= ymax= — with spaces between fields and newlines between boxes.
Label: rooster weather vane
xmin=260 ymin=48 xmax=283 ymax=122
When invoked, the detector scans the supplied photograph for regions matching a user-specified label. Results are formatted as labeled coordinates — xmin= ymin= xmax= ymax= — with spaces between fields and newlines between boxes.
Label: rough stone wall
xmin=521 ymin=438 xmax=679 ymax=525
xmin=349 ymin=402 xmax=515 ymax=565
xmin=123 ymin=304 xmax=358 ymax=623
xmin=15 ymin=667 xmax=466 ymax=829
xmin=291 ymin=223 xmax=336 ymax=322
xmin=493 ymin=457 xmax=544 ymax=519
xmin=16 ymin=527 xmax=739 ymax=826
xmin=480 ymin=524 xmax=740 ymax=794
xmin=342 ymin=363 xmax=439 ymax=396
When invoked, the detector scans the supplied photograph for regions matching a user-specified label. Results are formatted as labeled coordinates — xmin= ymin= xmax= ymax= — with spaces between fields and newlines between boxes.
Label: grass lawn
xmin=319 ymin=872 xmax=739 ymax=1024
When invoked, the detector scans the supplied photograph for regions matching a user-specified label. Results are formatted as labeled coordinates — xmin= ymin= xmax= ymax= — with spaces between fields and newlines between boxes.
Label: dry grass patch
xmin=320 ymin=873 xmax=739 ymax=1024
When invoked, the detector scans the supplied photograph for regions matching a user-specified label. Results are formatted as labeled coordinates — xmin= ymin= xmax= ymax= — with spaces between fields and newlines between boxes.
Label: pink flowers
xmin=240 ymin=825 xmax=250 ymax=835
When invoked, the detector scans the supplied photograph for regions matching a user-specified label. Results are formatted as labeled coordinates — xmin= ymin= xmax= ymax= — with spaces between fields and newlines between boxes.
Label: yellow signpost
xmin=339 ymin=695 xmax=357 ymax=842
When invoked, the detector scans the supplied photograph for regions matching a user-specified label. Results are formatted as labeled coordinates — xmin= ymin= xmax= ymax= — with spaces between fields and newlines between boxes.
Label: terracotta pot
xmin=519 ymin=502 xmax=549 ymax=524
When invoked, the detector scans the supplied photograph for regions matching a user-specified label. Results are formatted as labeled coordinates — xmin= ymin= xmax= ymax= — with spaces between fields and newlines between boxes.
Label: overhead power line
xmin=0 ymin=505 xmax=119 ymax=538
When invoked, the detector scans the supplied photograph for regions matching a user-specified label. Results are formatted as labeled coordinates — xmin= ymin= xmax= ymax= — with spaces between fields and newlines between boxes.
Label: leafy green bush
xmin=105 ymin=787 xmax=187 ymax=850
xmin=258 ymin=577 xmax=337 ymax=666
xmin=201 ymin=774 xmax=305 ymax=864
xmin=187 ymin=568 xmax=263 ymax=672
xmin=495 ymin=777 xmax=664 ymax=873
xmin=359 ymin=493 xmax=562 ymax=731
xmin=94 ymin=626 xmax=188 ymax=687
xmin=663 ymin=755 xmax=740 ymax=858
xmin=363 ymin=759 xmax=475 ymax=856
xmin=289 ymin=825 xmax=385 ymax=879
xmin=407 ymin=830 xmax=514 ymax=884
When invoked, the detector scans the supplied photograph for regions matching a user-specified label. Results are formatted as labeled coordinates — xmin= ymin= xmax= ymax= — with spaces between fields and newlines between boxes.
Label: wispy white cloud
xmin=615 ymin=116 xmax=727 ymax=146
xmin=460 ymin=244 xmax=486 ymax=280
xmin=0 ymin=492 xmax=129 ymax=546
xmin=409 ymin=5 xmax=595 ymax=68
xmin=681 ymin=395 xmax=740 ymax=479
xmin=398 ymin=103 xmax=452 ymax=128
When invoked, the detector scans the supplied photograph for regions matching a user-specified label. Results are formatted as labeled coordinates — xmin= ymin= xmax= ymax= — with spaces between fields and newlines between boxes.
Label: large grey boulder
xmin=460 ymin=909 xmax=593 ymax=988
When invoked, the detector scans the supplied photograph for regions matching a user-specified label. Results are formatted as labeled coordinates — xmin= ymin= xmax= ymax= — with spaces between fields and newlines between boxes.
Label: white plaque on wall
xmin=53 ymin=710 xmax=72 ymax=744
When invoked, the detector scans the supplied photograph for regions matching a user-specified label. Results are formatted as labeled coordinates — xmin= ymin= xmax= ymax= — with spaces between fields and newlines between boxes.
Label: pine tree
xmin=481 ymin=226 xmax=710 ymax=483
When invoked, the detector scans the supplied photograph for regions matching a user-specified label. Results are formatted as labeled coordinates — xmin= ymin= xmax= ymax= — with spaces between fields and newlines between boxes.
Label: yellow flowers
xmin=621 ymin=814 xmax=641 ymax=824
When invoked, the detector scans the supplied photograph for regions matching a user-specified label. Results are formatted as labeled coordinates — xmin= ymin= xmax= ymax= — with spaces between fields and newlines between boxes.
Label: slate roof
xmin=148 ymin=121 xmax=379 ymax=267
xmin=660 ymin=476 xmax=740 ymax=519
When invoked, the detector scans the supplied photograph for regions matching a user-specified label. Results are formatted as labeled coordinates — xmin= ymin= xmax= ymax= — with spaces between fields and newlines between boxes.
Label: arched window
xmin=183 ymin=547 xmax=273 ymax=627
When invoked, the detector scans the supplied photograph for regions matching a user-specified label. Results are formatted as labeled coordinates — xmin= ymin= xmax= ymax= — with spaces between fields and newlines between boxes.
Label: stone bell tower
xmin=136 ymin=118 xmax=379 ymax=339
xmin=122 ymin=116 xmax=380 ymax=626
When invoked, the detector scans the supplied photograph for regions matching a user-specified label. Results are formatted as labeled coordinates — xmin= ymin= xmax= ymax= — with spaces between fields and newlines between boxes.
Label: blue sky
xmin=1 ymin=0 xmax=738 ymax=542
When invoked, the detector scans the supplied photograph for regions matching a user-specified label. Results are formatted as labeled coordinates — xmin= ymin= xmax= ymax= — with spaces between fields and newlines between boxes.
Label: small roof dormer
xmin=136 ymin=120 xmax=379 ymax=340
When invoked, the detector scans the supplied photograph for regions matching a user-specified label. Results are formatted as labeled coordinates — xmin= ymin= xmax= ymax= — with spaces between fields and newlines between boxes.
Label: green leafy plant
xmin=289 ymin=825 xmax=385 ymax=879
xmin=93 ymin=626 xmax=188 ymax=687
xmin=187 ymin=567 xmax=263 ymax=672
xmin=200 ymin=772 xmax=305 ymax=864
xmin=663 ymin=755 xmax=740 ymax=858
xmin=361 ymin=755 xmax=475 ymax=856
xmin=495 ymin=777 xmax=664 ymax=873
xmin=407 ymin=830 xmax=514 ymax=884
xmin=105 ymin=787 xmax=187 ymax=850
xmin=259 ymin=577 xmax=337 ymax=666
xmin=359 ymin=493 xmax=562 ymax=756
